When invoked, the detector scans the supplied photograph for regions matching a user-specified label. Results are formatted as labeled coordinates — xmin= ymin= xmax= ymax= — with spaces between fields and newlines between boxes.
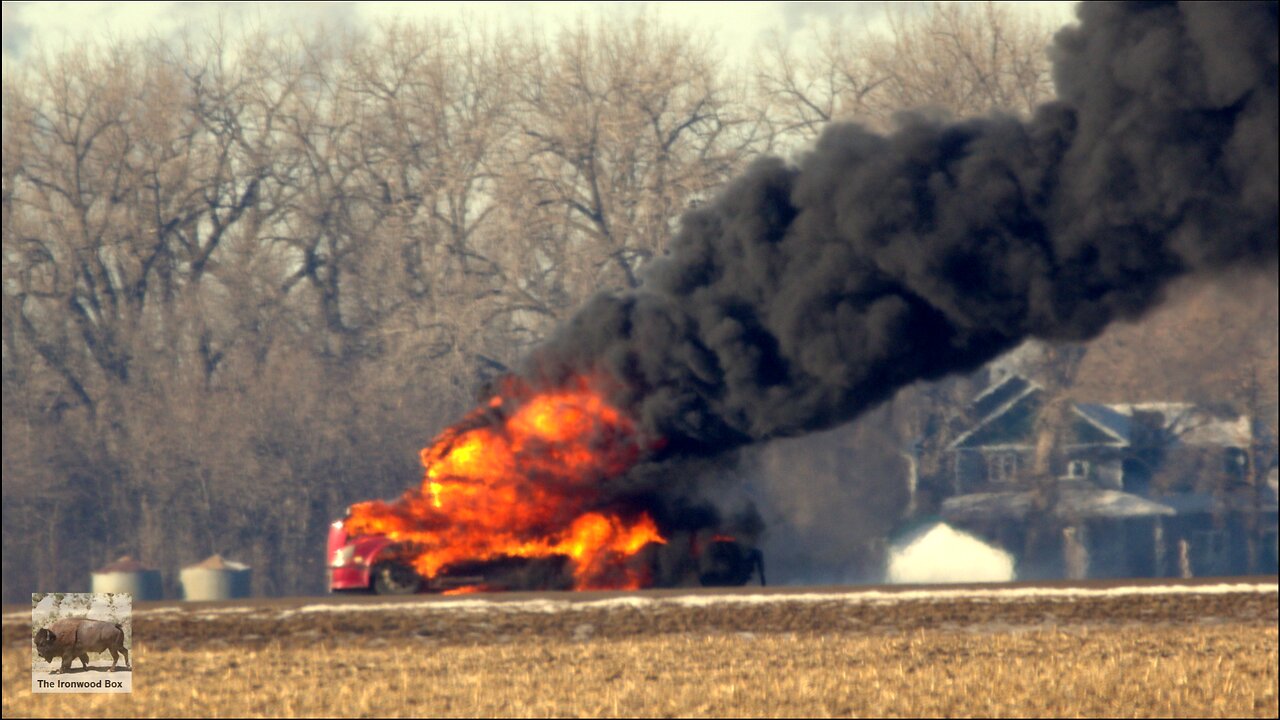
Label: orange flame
xmin=441 ymin=585 xmax=489 ymax=596
xmin=346 ymin=376 xmax=665 ymax=590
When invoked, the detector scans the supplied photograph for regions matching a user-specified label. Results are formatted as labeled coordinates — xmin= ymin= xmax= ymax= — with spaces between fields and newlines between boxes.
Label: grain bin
xmin=179 ymin=554 xmax=252 ymax=601
xmin=92 ymin=556 xmax=163 ymax=600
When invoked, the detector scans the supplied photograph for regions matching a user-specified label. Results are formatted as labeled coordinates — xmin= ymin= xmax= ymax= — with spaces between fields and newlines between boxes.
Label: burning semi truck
xmin=327 ymin=513 xmax=764 ymax=594
xmin=327 ymin=377 xmax=764 ymax=594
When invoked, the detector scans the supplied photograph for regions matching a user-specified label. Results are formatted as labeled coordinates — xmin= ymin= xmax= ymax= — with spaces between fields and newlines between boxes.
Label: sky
xmin=2 ymin=1 xmax=1080 ymax=69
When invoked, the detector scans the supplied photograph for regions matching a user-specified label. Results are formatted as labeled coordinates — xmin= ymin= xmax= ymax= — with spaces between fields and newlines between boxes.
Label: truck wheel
xmin=372 ymin=561 xmax=422 ymax=595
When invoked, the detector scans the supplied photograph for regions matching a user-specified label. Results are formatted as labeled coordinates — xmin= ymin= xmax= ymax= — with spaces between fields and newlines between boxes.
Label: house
xmin=927 ymin=374 xmax=1278 ymax=580
xmin=946 ymin=375 xmax=1258 ymax=493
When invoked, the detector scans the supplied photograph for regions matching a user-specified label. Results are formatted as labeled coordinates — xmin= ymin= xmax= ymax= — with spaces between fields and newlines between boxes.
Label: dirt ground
xmin=4 ymin=584 xmax=1276 ymax=718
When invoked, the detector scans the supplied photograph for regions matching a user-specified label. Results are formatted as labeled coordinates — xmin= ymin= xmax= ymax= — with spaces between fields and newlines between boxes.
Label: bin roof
xmin=185 ymin=553 xmax=249 ymax=571
xmin=95 ymin=555 xmax=156 ymax=573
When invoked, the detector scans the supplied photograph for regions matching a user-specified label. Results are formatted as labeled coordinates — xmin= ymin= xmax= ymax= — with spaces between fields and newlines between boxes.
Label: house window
xmin=1067 ymin=460 xmax=1090 ymax=479
xmin=987 ymin=453 xmax=1019 ymax=484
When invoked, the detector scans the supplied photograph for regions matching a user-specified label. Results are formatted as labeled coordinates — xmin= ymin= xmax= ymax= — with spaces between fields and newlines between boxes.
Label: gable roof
xmin=1069 ymin=403 xmax=1130 ymax=447
xmin=971 ymin=374 xmax=1035 ymax=419
xmin=949 ymin=376 xmax=1042 ymax=450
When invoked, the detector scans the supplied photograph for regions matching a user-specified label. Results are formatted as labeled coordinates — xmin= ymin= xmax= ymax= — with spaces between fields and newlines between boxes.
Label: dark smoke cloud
xmin=528 ymin=1 xmax=1278 ymax=457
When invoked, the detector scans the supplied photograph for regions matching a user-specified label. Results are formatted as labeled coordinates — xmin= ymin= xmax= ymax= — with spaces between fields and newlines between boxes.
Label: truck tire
xmin=371 ymin=560 xmax=422 ymax=595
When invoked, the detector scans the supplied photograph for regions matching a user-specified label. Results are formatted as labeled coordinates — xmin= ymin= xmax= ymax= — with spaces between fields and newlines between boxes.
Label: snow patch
xmin=267 ymin=582 xmax=1275 ymax=616
xmin=22 ymin=581 xmax=1265 ymax=624
xmin=886 ymin=522 xmax=1016 ymax=584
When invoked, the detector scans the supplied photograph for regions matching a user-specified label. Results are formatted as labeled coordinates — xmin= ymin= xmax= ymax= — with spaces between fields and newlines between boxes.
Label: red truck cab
xmin=326 ymin=513 xmax=405 ymax=593
xmin=327 ymin=509 xmax=490 ymax=594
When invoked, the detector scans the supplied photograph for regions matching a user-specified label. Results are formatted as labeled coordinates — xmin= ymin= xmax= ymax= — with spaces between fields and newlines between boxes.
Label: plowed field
xmin=4 ymin=580 xmax=1276 ymax=718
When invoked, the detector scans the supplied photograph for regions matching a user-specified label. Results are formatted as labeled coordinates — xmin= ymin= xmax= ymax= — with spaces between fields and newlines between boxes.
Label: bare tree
xmin=758 ymin=1 xmax=1056 ymax=149
xmin=341 ymin=20 xmax=524 ymax=403
xmin=755 ymin=21 xmax=887 ymax=143
xmin=867 ymin=2 xmax=1056 ymax=120
xmin=0 ymin=4 xmax=1080 ymax=599
xmin=507 ymin=15 xmax=766 ymax=295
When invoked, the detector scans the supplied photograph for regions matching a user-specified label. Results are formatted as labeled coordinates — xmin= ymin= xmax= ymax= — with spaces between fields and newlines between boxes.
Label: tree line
xmin=2 ymin=4 xmax=1062 ymax=600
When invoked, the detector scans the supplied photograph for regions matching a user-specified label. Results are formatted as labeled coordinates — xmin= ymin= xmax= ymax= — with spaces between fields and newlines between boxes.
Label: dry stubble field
xmin=3 ymin=584 xmax=1277 ymax=718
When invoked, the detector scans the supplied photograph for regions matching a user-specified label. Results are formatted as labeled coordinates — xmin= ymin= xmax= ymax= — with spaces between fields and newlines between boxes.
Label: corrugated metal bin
xmin=180 ymin=554 xmax=252 ymax=600
xmin=92 ymin=556 xmax=163 ymax=600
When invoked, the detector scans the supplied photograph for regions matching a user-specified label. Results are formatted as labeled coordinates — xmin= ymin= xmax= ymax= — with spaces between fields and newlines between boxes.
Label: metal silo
xmin=91 ymin=556 xmax=163 ymax=600
xmin=179 ymin=554 xmax=252 ymax=601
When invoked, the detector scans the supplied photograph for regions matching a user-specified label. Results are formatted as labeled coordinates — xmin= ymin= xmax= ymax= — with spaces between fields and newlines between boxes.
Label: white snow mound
xmin=887 ymin=522 xmax=1016 ymax=584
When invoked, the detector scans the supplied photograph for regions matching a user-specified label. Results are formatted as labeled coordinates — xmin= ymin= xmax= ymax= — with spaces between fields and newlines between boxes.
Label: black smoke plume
xmin=527 ymin=2 xmax=1278 ymax=457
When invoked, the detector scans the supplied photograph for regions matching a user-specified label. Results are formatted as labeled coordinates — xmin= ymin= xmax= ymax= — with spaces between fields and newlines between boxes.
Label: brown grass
xmin=4 ymin=623 xmax=1275 ymax=718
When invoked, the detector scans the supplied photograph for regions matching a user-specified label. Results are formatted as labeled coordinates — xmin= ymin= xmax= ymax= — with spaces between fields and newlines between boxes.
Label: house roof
xmin=1070 ymin=403 xmax=1131 ymax=446
xmin=971 ymin=375 xmax=1035 ymax=420
xmin=1105 ymin=403 xmax=1252 ymax=447
xmin=949 ymin=376 xmax=1042 ymax=450
xmin=940 ymin=487 xmax=1177 ymax=523
xmin=950 ymin=384 xmax=1129 ymax=450
xmin=949 ymin=374 xmax=1250 ymax=452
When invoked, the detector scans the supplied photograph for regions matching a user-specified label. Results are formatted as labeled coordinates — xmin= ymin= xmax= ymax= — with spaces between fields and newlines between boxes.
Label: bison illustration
xmin=33 ymin=617 xmax=130 ymax=673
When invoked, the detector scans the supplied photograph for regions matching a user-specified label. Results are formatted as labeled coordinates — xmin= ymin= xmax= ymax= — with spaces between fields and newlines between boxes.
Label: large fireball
xmin=345 ymin=376 xmax=665 ymax=590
